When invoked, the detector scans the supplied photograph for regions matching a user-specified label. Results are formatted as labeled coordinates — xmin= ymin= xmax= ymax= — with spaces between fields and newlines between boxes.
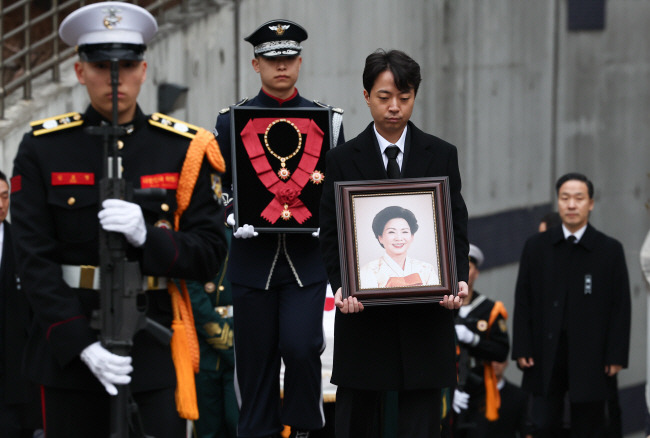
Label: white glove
xmin=452 ymin=389 xmax=470 ymax=414
xmin=455 ymin=324 xmax=478 ymax=345
xmin=80 ymin=341 xmax=133 ymax=396
xmin=312 ymin=228 xmax=320 ymax=238
xmin=98 ymin=199 xmax=147 ymax=247
xmin=227 ymin=214 xmax=258 ymax=239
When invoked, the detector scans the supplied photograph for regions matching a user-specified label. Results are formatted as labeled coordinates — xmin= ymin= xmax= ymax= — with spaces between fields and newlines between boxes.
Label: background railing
xmin=0 ymin=0 xmax=185 ymax=119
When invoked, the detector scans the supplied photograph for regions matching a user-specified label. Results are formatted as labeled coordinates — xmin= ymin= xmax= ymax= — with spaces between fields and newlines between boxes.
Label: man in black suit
xmin=319 ymin=49 xmax=469 ymax=438
xmin=0 ymin=170 xmax=41 ymax=437
xmin=512 ymin=172 xmax=631 ymax=437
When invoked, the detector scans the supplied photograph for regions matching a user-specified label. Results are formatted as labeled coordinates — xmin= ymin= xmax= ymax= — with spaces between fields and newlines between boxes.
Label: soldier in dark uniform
xmin=452 ymin=244 xmax=509 ymax=437
xmin=187 ymin=227 xmax=238 ymax=438
xmin=213 ymin=19 xmax=344 ymax=438
xmin=10 ymin=3 xmax=226 ymax=437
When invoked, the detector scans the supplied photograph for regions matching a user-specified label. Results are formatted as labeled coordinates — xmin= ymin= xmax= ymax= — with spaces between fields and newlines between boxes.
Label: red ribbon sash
xmin=240 ymin=118 xmax=324 ymax=224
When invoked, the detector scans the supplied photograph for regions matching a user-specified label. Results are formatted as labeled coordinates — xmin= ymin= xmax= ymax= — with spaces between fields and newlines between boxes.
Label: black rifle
xmin=87 ymin=58 xmax=170 ymax=438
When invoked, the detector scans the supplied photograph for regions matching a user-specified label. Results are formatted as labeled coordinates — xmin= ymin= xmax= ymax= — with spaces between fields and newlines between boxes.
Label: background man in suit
xmin=319 ymin=49 xmax=469 ymax=438
xmin=512 ymin=172 xmax=631 ymax=437
xmin=0 ymin=170 xmax=41 ymax=437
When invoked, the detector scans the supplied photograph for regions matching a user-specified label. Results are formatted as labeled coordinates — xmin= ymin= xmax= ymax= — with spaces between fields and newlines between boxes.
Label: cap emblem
xmin=269 ymin=24 xmax=290 ymax=36
xmin=102 ymin=7 xmax=122 ymax=29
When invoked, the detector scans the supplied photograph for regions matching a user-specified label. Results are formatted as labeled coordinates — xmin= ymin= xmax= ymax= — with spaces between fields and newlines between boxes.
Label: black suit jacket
xmin=1 ymin=221 xmax=35 ymax=405
xmin=471 ymin=379 xmax=531 ymax=438
xmin=512 ymin=224 xmax=631 ymax=402
xmin=319 ymin=121 xmax=469 ymax=390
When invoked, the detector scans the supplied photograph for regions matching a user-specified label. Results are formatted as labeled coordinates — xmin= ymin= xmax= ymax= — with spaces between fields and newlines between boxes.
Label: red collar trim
xmin=262 ymin=88 xmax=298 ymax=105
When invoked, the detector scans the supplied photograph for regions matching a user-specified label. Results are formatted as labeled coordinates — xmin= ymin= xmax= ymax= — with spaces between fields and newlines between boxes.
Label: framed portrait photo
xmin=334 ymin=177 xmax=458 ymax=305
xmin=230 ymin=106 xmax=333 ymax=233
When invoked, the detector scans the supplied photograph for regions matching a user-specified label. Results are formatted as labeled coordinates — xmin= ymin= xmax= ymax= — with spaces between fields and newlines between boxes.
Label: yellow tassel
xmin=171 ymin=318 xmax=199 ymax=420
xmin=169 ymin=281 xmax=200 ymax=420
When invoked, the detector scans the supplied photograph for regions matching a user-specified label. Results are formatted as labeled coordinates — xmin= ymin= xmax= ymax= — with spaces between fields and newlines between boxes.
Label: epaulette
xmin=30 ymin=112 xmax=84 ymax=136
xmin=313 ymin=100 xmax=344 ymax=114
xmin=148 ymin=113 xmax=201 ymax=139
xmin=219 ymin=97 xmax=249 ymax=115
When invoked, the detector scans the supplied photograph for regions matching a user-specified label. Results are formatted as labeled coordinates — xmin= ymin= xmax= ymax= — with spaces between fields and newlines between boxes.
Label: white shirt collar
xmin=562 ymin=223 xmax=587 ymax=242
xmin=373 ymin=124 xmax=407 ymax=169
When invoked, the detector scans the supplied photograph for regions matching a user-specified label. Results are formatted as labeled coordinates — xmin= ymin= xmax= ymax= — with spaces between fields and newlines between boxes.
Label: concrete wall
xmin=1 ymin=0 xmax=649 ymax=428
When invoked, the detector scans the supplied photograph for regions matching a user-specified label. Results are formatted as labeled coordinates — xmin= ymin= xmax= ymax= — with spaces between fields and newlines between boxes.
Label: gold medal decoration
xmin=264 ymin=119 xmax=302 ymax=180
xmin=477 ymin=320 xmax=488 ymax=332
xmin=281 ymin=204 xmax=292 ymax=221
xmin=310 ymin=170 xmax=324 ymax=184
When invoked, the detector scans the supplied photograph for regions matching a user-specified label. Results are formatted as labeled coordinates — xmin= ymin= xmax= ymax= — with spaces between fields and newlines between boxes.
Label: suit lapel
xmin=350 ymin=123 xmax=388 ymax=180
xmin=402 ymin=123 xmax=435 ymax=178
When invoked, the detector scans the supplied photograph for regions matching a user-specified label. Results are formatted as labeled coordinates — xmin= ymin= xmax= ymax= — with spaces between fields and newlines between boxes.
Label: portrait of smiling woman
xmin=359 ymin=205 xmax=440 ymax=289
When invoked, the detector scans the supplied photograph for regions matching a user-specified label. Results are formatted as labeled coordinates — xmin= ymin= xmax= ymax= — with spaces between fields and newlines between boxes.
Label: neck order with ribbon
xmin=240 ymin=117 xmax=324 ymax=224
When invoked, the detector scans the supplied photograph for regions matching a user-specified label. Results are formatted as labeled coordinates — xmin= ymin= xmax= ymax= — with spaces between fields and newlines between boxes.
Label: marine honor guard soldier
xmin=452 ymin=244 xmax=510 ymax=435
xmin=213 ymin=19 xmax=344 ymax=438
xmin=10 ymin=3 xmax=227 ymax=437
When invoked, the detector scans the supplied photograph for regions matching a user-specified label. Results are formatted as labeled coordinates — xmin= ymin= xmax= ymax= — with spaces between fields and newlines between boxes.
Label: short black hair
xmin=363 ymin=49 xmax=422 ymax=97
xmin=555 ymin=172 xmax=594 ymax=198
xmin=0 ymin=170 xmax=7 ymax=185
xmin=371 ymin=206 xmax=419 ymax=245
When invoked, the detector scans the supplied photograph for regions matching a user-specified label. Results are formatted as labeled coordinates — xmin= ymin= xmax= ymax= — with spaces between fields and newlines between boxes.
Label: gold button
xmin=67 ymin=197 xmax=76 ymax=206
xmin=218 ymin=285 xmax=225 ymax=292
xmin=117 ymin=140 xmax=124 ymax=150
xmin=161 ymin=203 xmax=170 ymax=212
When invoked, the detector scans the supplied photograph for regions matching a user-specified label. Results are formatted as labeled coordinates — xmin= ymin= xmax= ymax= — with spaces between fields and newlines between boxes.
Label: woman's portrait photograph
xmin=353 ymin=193 xmax=441 ymax=290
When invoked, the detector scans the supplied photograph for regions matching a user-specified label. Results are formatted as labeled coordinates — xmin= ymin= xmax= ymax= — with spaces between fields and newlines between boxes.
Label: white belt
xmin=61 ymin=264 xmax=167 ymax=291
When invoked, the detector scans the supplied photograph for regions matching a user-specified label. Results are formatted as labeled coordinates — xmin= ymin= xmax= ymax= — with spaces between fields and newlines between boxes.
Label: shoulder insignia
xmin=149 ymin=113 xmax=200 ymax=139
xmin=219 ymin=97 xmax=249 ymax=115
xmin=313 ymin=100 xmax=344 ymax=114
xmin=30 ymin=112 xmax=84 ymax=136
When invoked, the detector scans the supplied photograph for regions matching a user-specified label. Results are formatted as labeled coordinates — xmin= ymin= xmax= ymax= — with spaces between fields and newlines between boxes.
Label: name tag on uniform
xmin=584 ymin=274 xmax=592 ymax=294
xmin=141 ymin=173 xmax=179 ymax=189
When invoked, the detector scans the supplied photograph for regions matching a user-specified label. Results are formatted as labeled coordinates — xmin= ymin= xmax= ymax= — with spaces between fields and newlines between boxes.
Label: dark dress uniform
xmin=454 ymin=291 xmax=509 ymax=436
xmin=0 ymin=221 xmax=41 ymax=437
xmin=10 ymin=105 xmax=227 ymax=437
xmin=215 ymin=88 xmax=344 ymax=437
xmin=186 ymin=228 xmax=238 ymax=438
xmin=512 ymin=224 xmax=631 ymax=437
xmin=471 ymin=379 xmax=532 ymax=438
xmin=319 ymin=122 xmax=469 ymax=438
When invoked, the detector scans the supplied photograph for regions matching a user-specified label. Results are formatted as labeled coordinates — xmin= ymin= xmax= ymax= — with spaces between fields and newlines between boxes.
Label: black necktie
xmin=385 ymin=145 xmax=400 ymax=178
xmin=567 ymin=235 xmax=577 ymax=243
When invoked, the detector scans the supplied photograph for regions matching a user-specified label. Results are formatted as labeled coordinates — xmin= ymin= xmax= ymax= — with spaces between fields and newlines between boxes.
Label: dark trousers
xmin=194 ymin=365 xmax=238 ymax=438
xmin=42 ymin=386 xmax=184 ymax=438
xmin=532 ymin=333 xmax=606 ymax=437
xmin=232 ymin=257 xmax=326 ymax=438
xmin=335 ymin=387 xmax=442 ymax=438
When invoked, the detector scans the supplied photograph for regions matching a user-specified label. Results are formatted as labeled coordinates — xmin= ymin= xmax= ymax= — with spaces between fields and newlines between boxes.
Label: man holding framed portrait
xmin=319 ymin=49 xmax=469 ymax=438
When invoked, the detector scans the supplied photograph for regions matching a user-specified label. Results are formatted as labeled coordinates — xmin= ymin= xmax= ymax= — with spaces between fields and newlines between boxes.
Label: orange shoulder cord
xmin=168 ymin=127 xmax=225 ymax=420
xmin=483 ymin=301 xmax=508 ymax=421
